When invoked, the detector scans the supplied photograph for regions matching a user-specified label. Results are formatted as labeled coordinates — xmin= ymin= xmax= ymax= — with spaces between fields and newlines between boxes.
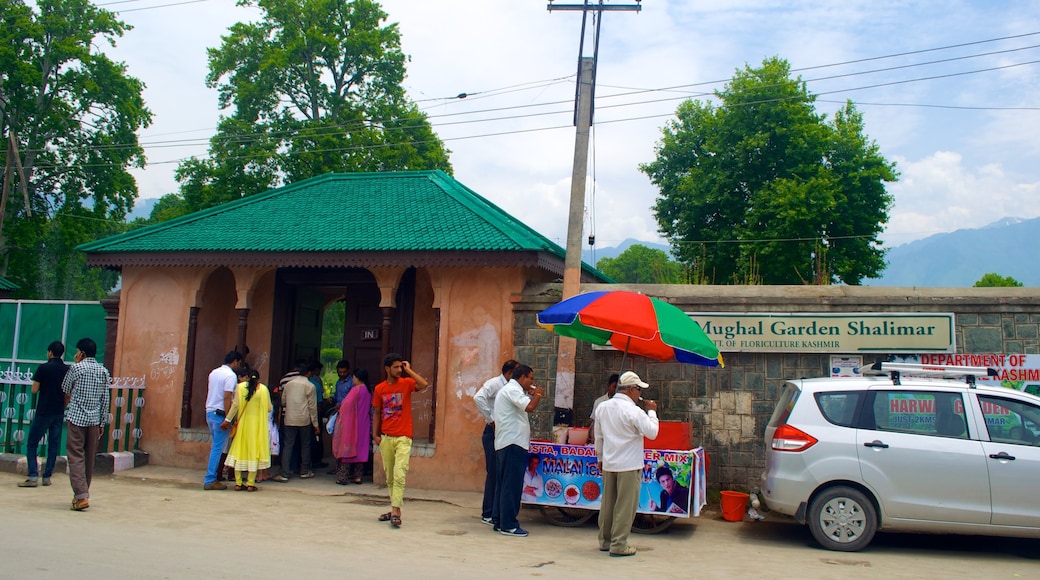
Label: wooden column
xmin=180 ymin=306 xmax=199 ymax=428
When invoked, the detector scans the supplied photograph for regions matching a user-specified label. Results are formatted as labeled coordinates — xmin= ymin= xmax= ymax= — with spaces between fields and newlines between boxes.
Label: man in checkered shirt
xmin=61 ymin=338 xmax=111 ymax=511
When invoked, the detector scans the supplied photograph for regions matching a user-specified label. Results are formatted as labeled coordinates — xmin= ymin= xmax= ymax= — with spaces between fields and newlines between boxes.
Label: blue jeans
xmin=26 ymin=412 xmax=64 ymax=479
xmin=493 ymin=444 xmax=528 ymax=531
xmin=480 ymin=424 xmax=496 ymax=519
xmin=205 ymin=410 xmax=229 ymax=485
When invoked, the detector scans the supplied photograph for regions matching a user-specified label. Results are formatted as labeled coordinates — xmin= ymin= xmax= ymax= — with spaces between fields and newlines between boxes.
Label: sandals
xmin=378 ymin=511 xmax=402 ymax=527
xmin=352 ymin=478 xmax=363 ymax=484
xmin=234 ymin=484 xmax=246 ymax=491
xmin=246 ymin=486 xmax=258 ymax=492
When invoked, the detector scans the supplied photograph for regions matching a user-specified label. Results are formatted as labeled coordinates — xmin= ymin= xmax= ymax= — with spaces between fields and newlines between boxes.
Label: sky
xmin=99 ymin=0 xmax=1040 ymax=257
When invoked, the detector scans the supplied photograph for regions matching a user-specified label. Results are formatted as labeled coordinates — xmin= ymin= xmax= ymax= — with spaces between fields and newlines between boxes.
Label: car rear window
xmin=814 ymin=392 xmax=863 ymax=427
xmin=768 ymin=383 xmax=801 ymax=428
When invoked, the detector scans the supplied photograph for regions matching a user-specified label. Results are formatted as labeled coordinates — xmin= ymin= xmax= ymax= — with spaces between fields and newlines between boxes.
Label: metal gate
xmin=0 ymin=300 xmax=144 ymax=455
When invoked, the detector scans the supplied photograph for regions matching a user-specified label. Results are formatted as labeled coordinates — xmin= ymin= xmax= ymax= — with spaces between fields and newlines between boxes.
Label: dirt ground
xmin=1 ymin=467 xmax=1037 ymax=579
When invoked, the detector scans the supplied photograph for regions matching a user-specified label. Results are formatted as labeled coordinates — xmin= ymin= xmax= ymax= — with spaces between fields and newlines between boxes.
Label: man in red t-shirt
xmin=372 ymin=352 xmax=429 ymax=527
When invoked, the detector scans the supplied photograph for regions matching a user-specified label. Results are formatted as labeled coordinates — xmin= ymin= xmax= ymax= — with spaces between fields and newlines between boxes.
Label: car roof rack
xmin=867 ymin=361 xmax=997 ymax=387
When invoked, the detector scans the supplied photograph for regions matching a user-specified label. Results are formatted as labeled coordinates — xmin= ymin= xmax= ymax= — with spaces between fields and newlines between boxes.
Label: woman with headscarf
xmin=221 ymin=368 xmax=272 ymax=491
xmin=332 ymin=368 xmax=372 ymax=485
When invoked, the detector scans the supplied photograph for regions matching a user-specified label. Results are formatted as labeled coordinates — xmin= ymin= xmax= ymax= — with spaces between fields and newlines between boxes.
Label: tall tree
xmin=596 ymin=244 xmax=684 ymax=284
xmin=0 ymin=0 xmax=150 ymax=299
xmin=974 ymin=273 xmax=1023 ymax=288
xmin=641 ymin=57 xmax=897 ymax=285
xmin=172 ymin=0 xmax=452 ymax=213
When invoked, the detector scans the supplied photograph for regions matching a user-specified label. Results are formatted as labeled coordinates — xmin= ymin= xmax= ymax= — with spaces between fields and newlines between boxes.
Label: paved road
xmin=1 ymin=468 xmax=1037 ymax=579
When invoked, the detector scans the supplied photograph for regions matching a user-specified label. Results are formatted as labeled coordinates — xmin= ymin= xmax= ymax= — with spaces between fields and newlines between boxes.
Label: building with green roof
xmin=80 ymin=170 xmax=610 ymax=489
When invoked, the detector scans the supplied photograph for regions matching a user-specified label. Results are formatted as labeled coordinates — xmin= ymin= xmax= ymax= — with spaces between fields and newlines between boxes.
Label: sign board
xmin=691 ymin=312 xmax=955 ymax=354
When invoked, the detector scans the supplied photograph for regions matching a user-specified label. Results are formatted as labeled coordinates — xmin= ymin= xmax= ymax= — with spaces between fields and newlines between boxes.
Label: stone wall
xmin=513 ymin=283 xmax=1040 ymax=492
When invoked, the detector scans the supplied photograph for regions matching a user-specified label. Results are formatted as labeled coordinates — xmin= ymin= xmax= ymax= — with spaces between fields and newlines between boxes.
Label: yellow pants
xmin=379 ymin=435 xmax=412 ymax=508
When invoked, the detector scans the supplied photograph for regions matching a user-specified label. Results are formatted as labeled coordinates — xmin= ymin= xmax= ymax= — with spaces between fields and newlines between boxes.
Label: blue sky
xmin=104 ymin=0 xmax=1040 ymax=251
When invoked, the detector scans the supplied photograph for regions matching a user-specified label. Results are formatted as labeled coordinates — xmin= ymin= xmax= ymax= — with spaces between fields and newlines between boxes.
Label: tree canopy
xmin=596 ymin=244 xmax=684 ymax=284
xmin=974 ymin=273 xmax=1023 ymax=287
xmin=167 ymin=0 xmax=452 ymax=216
xmin=640 ymin=57 xmax=897 ymax=285
xmin=1 ymin=0 xmax=150 ymax=299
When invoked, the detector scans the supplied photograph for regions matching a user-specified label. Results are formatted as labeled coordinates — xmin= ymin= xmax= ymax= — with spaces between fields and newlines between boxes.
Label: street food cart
xmin=521 ymin=441 xmax=706 ymax=533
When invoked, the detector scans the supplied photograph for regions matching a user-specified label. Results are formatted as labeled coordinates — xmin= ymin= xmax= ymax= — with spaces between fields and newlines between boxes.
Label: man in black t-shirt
xmin=18 ymin=341 xmax=69 ymax=488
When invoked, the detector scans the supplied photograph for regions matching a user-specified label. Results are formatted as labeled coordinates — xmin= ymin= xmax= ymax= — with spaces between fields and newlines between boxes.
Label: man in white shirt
xmin=491 ymin=364 xmax=545 ymax=537
xmin=204 ymin=350 xmax=243 ymax=490
xmin=593 ymin=371 xmax=659 ymax=557
xmin=473 ymin=359 xmax=519 ymax=525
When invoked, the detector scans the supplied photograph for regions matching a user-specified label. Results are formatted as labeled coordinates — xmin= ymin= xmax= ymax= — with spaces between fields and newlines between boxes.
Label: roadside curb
xmin=0 ymin=450 xmax=149 ymax=477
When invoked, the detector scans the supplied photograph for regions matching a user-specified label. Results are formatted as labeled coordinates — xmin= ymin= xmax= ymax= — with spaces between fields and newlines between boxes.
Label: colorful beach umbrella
xmin=537 ymin=290 xmax=724 ymax=367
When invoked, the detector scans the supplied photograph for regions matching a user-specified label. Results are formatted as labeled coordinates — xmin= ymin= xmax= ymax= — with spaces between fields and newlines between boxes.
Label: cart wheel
xmin=539 ymin=506 xmax=596 ymax=527
xmin=631 ymin=513 xmax=676 ymax=534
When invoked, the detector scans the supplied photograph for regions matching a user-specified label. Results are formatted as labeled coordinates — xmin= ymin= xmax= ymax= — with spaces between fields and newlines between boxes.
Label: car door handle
xmin=863 ymin=440 xmax=889 ymax=449
xmin=989 ymin=451 xmax=1016 ymax=461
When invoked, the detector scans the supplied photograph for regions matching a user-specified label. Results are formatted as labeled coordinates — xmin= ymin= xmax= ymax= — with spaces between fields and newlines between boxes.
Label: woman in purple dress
xmin=333 ymin=368 xmax=372 ymax=484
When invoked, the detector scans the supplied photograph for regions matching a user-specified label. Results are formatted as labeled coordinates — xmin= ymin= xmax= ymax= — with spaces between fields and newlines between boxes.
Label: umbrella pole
xmin=618 ymin=336 xmax=631 ymax=371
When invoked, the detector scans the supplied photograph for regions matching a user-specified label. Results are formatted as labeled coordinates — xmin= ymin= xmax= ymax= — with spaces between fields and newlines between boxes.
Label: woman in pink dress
xmin=332 ymin=368 xmax=372 ymax=485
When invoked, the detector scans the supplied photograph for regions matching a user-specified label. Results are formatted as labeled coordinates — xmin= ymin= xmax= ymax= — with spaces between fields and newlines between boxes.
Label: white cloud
xmin=100 ymin=0 xmax=1040 ymax=251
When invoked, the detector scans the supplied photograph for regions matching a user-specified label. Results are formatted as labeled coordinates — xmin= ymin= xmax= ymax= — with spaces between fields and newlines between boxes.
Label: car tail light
xmin=771 ymin=424 xmax=818 ymax=452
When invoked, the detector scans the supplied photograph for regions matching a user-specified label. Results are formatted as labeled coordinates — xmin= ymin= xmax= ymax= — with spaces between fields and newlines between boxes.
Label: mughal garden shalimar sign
xmin=690 ymin=312 xmax=956 ymax=354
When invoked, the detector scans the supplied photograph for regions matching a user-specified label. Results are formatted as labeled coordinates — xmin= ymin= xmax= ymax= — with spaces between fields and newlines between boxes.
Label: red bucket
xmin=720 ymin=490 xmax=749 ymax=522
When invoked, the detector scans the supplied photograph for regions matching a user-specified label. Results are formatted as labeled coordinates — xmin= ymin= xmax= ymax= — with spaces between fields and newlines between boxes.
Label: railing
xmin=0 ymin=368 xmax=146 ymax=455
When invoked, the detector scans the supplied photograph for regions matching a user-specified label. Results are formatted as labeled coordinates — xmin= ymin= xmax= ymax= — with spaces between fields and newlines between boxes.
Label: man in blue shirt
xmin=333 ymin=359 xmax=354 ymax=406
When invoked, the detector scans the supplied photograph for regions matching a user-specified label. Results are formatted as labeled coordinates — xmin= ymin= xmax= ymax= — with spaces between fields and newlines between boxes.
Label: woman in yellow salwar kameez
xmin=221 ymin=369 xmax=272 ymax=491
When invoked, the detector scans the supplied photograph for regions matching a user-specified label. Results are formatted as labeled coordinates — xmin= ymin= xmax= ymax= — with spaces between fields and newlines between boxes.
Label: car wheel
xmin=807 ymin=486 xmax=877 ymax=552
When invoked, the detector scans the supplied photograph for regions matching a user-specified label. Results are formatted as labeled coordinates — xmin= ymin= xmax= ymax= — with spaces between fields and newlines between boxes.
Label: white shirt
xmin=590 ymin=393 xmax=610 ymax=418
xmin=206 ymin=364 xmax=237 ymax=412
xmin=474 ymin=373 xmax=508 ymax=424
xmin=593 ymin=393 xmax=659 ymax=472
xmin=492 ymin=379 xmax=532 ymax=451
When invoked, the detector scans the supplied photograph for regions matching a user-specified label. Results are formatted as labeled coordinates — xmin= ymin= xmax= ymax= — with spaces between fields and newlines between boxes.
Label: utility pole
xmin=548 ymin=1 xmax=641 ymax=420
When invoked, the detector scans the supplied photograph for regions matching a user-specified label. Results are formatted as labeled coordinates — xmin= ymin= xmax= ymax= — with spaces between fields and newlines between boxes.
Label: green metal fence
xmin=0 ymin=300 xmax=145 ymax=456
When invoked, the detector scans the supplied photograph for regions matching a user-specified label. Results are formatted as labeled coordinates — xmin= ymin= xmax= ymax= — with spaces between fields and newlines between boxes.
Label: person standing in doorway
xmin=372 ymin=353 xmax=429 ymax=528
xmin=18 ymin=341 xmax=69 ymax=488
xmin=593 ymin=371 xmax=659 ymax=557
xmin=203 ymin=350 xmax=243 ymax=490
xmin=492 ymin=364 xmax=545 ymax=537
xmin=332 ymin=359 xmax=354 ymax=406
xmin=472 ymin=359 xmax=519 ymax=525
xmin=61 ymin=338 xmax=111 ymax=511
xmin=274 ymin=361 xmax=318 ymax=481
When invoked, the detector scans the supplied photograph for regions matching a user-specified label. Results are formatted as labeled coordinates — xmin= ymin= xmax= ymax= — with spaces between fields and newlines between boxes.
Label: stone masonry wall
xmin=513 ymin=283 xmax=1040 ymax=493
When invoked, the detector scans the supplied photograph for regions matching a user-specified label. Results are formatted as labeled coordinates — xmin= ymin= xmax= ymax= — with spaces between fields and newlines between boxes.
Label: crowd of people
xmin=17 ymin=339 xmax=663 ymax=555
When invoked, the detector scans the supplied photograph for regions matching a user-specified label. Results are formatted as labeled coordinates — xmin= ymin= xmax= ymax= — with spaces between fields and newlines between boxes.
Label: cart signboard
xmin=521 ymin=442 xmax=705 ymax=517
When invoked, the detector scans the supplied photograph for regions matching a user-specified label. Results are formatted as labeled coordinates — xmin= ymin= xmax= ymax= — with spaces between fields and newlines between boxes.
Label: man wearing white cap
xmin=592 ymin=370 xmax=659 ymax=557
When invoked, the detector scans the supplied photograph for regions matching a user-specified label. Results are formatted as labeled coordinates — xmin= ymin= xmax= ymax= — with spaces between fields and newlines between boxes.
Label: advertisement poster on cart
xmin=521 ymin=443 xmax=705 ymax=517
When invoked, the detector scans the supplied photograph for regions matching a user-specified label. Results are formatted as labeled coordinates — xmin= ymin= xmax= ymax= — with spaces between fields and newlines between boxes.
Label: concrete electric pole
xmin=547 ymin=1 xmax=641 ymax=420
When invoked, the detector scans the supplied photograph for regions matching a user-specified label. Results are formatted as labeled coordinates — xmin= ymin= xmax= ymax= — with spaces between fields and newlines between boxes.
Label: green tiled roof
xmin=79 ymin=171 xmax=611 ymax=280
xmin=82 ymin=171 xmax=547 ymax=252
xmin=0 ymin=276 xmax=19 ymax=291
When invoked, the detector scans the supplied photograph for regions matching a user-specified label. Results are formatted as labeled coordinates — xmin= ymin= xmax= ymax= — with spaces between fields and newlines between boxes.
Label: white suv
xmin=761 ymin=362 xmax=1040 ymax=551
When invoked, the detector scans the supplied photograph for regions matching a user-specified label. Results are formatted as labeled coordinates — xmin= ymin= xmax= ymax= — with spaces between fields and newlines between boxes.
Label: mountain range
xmin=584 ymin=217 xmax=1039 ymax=287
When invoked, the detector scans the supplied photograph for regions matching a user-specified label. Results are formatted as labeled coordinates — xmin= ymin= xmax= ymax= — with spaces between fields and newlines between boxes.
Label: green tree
xmin=596 ymin=244 xmax=684 ymax=284
xmin=0 ymin=0 xmax=150 ymax=299
xmin=640 ymin=57 xmax=897 ymax=285
xmin=172 ymin=0 xmax=452 ymax=213
xmin=974 ymin=273 xmax=1023 ymax=287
